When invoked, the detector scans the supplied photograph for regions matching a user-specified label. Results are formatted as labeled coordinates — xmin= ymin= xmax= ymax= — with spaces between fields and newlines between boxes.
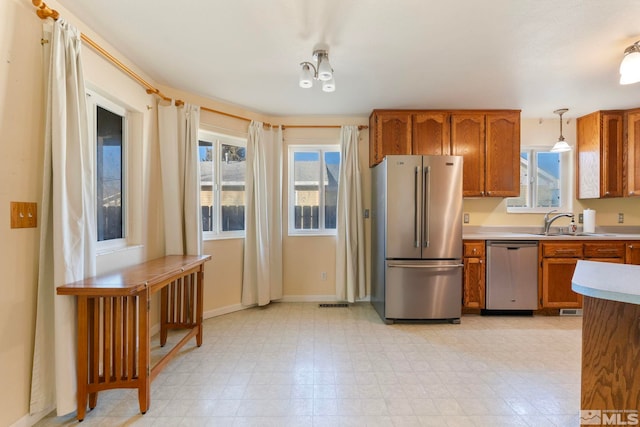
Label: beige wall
xmin=2 ymin=1 xmax=639 ymax=425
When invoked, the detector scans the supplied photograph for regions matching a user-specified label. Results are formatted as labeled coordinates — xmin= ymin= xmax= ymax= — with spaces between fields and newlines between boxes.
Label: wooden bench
xmin=57 ymin=255 xmax=211 ymax=421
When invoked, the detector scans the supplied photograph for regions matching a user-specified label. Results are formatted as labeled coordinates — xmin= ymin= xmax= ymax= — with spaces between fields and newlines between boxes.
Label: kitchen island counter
xmin=571 ymin=260 xmax=640 ymax=421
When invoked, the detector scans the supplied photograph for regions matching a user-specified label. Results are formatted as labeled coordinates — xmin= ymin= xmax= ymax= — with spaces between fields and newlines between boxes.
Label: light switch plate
xmin=10 ymin=202 xmax=37 ymax=228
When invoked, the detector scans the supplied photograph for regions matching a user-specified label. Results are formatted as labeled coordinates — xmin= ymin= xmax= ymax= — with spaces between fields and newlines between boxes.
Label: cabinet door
xmin=485 ymin=112 xmax=520 ymax=197
xmin=463 ymin=257 xmax=485 ymax=308
xmin=626 ymin=110 xmax=640 ymax=197
xmin=601 ymin=112 xmax=623 ymax=197
xmin=626 ymin=243 xmax=640 ymax=265
xmin=412 ymin=112 xmax=450 ymax=155
xmin=451 ymin=114 xmax=485 ymax=197
xmin=541 ymin=258 xmax=582 ymax=308
xmin=576 ymin=112 xmax=601 ymax=199
xmin=369 ymin=111 xmax=412 ymax=167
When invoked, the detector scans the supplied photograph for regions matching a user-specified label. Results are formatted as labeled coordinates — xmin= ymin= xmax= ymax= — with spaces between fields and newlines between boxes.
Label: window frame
xmin=87 ymin=90 xmax=128 ymax=253
xmin=287 ymin=144 xmax=341 ymax=236
xmin=507 ymin=146 xmax=572 ymax=214
xmin=198 ymin=130 xmax=247 ymax=241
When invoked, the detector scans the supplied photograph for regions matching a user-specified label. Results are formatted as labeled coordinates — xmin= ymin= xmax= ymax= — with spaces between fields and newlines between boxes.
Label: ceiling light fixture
xmin=551 ymin=108 xmax=571 ymax=153
xmin=299 ymin=49 xmax=335 ymax=92
xmin=620 ymin=41 xmax=640 ymax=85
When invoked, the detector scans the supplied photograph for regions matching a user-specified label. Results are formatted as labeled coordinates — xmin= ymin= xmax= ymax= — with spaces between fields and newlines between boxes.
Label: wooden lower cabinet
xmin=540 ymin=241 xmax=626 ymax=309
xmin=626 ymin=242 xmax=640 ymax=264
xmin=463 ymin=241 xmax=485 ymax=309
xmin=541 ymin=258 xmax=581 ymax=308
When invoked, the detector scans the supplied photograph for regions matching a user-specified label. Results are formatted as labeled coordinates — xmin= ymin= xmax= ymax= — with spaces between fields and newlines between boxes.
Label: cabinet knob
xmin=630 ymin=245 xmax=635 ymax=249
xmin=630 ymin=192 xmax=635 ymax=196
xmin=605 ymin=191 xmax=610 ymax=195
xmin=479 ymin=260 xmax=483 ymax=264
xmin=481 ymin=191 xmax=485 ymax=196
xmin=472 ymin=248 xmax=477 ymax=254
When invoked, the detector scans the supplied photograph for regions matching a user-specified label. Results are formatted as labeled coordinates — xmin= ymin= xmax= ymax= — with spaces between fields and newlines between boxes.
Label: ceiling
xmin=58 ymin=0 xmax=640 ymax=119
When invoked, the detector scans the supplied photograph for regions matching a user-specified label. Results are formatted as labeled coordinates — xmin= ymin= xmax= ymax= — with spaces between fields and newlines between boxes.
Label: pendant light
xmin=620 ymin=41 xmax=640 ymax=85
xmin=550 ymin=108 xmax=571 ymax=153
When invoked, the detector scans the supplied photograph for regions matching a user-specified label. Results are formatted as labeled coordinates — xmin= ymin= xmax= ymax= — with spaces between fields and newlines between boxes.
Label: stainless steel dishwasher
xmin=485 ymin=240 xmax=539 ymax=312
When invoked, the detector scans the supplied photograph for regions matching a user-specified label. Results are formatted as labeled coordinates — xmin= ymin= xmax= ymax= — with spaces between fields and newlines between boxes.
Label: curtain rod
xmin=30 ymin=0 xmax=367 ymax=132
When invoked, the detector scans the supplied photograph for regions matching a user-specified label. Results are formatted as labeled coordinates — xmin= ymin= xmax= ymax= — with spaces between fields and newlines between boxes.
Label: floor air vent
xmin=319 ymin=303 xmax=349 ymax=308
xmin=559 ymin=308 xmax=583 ymax=316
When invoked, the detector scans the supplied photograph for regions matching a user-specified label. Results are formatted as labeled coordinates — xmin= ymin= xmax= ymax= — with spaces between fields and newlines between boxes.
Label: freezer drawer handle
xmin=388 ymin=263 xmax=464 ymax=269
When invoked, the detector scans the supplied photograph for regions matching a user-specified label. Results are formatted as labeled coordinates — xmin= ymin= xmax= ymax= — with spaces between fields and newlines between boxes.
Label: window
xmin=507 ymin=147 xmax=571 ymax=213
xmin=199 ymin=131 xmax=246 ymax=239
xmin=288 ymin=145 xmax=340 ymax=235
xmin=87 ymin=91 xmax=127 ymax=249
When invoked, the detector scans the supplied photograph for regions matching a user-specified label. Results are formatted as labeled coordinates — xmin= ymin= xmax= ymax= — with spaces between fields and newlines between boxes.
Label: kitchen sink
xmin=523 ymin=232 xmax=615 ymax=237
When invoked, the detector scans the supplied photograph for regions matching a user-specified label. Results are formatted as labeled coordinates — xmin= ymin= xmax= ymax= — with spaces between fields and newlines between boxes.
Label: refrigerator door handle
xmin=414 ymin=166 xmax=420 ymax=248
xmin=387 ymin=263 xmax=464 ymax=269
xmin=423 ymin=166 xmax=430 ymax=247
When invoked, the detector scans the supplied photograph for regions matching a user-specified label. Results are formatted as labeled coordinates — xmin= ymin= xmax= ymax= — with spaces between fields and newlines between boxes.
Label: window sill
xmin=203 ymin=234 xmax=245 ymax=242
xmin=96 ymin=244 xmax=143 ymax=257
xmin=288 ymin=232 xmax=337 ymax=237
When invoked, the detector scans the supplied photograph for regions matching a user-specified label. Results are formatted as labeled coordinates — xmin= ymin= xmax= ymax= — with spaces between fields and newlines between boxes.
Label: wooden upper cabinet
xmin=369 ymin=111 xmax=412 ymax=167
xmin=576 ymin=110 xmax=624 ymax=199
xmin=369 ymin=109 xmax=521 ymax=197
xmin=485 ymin=112 xmax=520 ymax=197
xmin=625 ymin=109 xmax=640 ymax=197
xmin=412 ymin=112 xmax=450 ymax=156
xmin=451 ymin=114 xmax=485 ymax=197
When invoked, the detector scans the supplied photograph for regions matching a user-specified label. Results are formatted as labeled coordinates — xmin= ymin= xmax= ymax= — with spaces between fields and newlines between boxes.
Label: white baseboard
xmin=204 ymin=303 xmax=250 ymax=319
xmin=278 ymin=295 xmax=371 ymax=303
xmin=10 ymin=406 xmax=54 ymax=427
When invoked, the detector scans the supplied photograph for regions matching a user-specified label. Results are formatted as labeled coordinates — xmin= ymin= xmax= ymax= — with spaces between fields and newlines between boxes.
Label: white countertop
xmin=463 ymin=226 xmax=640 ymax=241
xmin=572 ymin=260 xmax=640 ymax=305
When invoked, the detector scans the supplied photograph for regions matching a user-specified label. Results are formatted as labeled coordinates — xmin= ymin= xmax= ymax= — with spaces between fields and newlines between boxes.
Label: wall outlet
xmin=578 ymin=213 xmax=583 ymax=224
xmin=619 ymin=213 xmax=624 ymax=224
xmin=363 ymin=209 xmax=370 ymax=219
xmin=321 ymin=272 xmax=327 ymax=281
xmin=463 ymin=213 xmax=470 ymax=224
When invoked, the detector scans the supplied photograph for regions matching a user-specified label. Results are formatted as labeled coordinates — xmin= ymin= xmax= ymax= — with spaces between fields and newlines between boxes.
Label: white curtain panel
xmin=30 ymin=20 xmax=96 ymax=416
xmin=158 ymin=102 xmax=202 ymax=256
xmin=336 ymin=125 xmax=366 ymax=302
xmin=242 ymin=122 xmax=283 ymax=306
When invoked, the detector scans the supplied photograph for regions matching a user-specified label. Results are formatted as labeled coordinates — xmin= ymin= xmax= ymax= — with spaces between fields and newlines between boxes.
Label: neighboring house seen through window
xmin=199 ymin=130 xmax=246 ymax=239
xmin=507 ymin=148 xmax=570 ymax=213
xmin=288 ymin=145 xmax=340 ymax=235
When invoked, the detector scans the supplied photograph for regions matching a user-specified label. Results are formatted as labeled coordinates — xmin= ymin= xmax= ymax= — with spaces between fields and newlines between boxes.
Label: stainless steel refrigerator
xmin=371 ymin=155 xmax=463 ymax=323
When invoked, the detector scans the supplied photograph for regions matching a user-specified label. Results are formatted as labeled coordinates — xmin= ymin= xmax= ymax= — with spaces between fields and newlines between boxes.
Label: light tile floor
xmin=36 ymin=303 xmax=582 ymax=426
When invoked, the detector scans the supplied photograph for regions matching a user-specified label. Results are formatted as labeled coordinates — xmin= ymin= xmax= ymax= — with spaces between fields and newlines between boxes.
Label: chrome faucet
xmin=543 ymin=210 xmax=574 ymax=235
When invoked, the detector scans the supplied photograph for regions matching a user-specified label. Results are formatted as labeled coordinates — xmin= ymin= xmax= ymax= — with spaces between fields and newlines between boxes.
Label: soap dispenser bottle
xmin=569 ymin=216 xmax=577 ymax=234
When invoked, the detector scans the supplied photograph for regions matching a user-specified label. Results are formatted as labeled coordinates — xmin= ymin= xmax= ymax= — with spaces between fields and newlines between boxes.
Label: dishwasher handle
xmin=487 ymin=241 xmax=538 ymax=249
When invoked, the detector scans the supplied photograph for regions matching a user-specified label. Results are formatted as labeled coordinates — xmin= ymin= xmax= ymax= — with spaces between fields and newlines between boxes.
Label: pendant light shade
xmin=551 ymin=108 xmax=571 ymax=153
xmin=322 ymin=77 xmax=336 ymax=92
xmin=620 ymin=41 xmax=640 ymax=85
xmin=299 ymin=63 xmax=314 ymax=88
